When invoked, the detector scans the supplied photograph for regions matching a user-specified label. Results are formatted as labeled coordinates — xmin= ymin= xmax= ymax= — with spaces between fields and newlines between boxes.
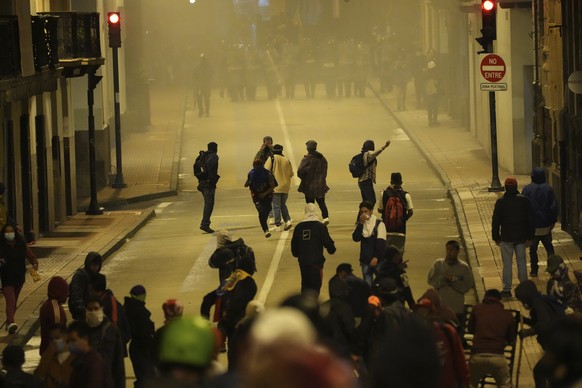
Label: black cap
xmin=390 ymin=172 xmax=403 ymax=184
xmin=207 ymin=142 xmax=218 ymax=152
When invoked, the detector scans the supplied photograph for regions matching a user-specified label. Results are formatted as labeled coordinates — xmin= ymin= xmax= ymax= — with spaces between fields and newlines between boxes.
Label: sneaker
xmin=500 ymin=290 xmax=512 ymax=299
xmin=284 ymin=220 xmax=292 ymax=231
xmin=529 ymin=271 xmax=538 ymax=277
xmin=200 ymin=226 xmax=215 ymax=234
xmin=322 ymin=218 xmax=329 ymax=225
xmin=264 ymin=231 xmax=272 ymax=238
xmin=268 ymin=217 xmax=275 ymax=225
xmin=269 ymin=225 xmax=282 ymax=232
xmin=7 ymin=323 xmax=17 ymax=334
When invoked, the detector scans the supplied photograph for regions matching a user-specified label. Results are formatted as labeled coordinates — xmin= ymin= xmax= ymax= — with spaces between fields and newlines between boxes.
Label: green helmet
xmin=159 ymin=316 xmax=215 ymax=367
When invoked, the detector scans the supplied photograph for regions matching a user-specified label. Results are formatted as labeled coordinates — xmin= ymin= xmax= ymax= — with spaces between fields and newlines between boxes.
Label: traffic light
xmin=107 ymin=12 xmax=121 ymax=48
xmin=475 ymin=0 xmax=496 ymax=53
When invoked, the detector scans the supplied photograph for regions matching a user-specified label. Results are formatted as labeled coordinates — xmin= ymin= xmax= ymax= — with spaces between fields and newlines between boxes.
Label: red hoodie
xmin=39 ymin=276 xmax=68 ymax=355
xmin=434 ymin=321 xmax=470 ymax=388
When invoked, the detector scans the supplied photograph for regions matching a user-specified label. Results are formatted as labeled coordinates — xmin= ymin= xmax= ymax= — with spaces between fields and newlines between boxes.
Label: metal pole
xmin=86 ymin=69 xmax=103 ymax=215
xmin=486 ymin=39 xmax=503 ymax=192
xmin=111 ymin=46 xmax=126 ymax=188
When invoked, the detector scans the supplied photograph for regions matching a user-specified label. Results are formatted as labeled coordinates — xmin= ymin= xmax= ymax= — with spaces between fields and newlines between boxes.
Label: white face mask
xmin=86 ymin=309 xmax=104 ymax=327
xmin=4 ymin=232 xmax=15 ymax=242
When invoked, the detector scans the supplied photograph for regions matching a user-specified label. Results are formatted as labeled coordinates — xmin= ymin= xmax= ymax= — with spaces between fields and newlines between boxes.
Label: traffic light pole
xmin=86 ymin=68 xmax=104 ymax=215
xmin=111 ymin=46 xmax=126 ymax=188
xmin=486 ymin=42 xmax=503 ymax=192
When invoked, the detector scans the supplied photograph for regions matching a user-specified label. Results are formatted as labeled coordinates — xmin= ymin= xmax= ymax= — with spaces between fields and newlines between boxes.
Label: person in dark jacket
xmin=352 ymin=201 xmax=387 ymax=286
xmin=291 ymin=203 xmax=336 ymax=296
xmin=321 ymin=278 xmax=359 ymax=359
xmin=245 ymin=159 xmax=278 ymax=238
xmin=0 ymin=222 xmax=39 ymax=334
xmin=521 ymin=167 xmax=559 ymax=276
xmin=209 ymin=230 xmax=254 ymax=284
xmin=123 ymin=285 xmax=155 ymax=387
xmin=90 ymin=273 xmax=131 ymax=356
xmin=193 ymin=54 xmax=212 ymax=117
xmin=492 ymin=177 xmax=535 ymax=298
xmin=357 ymin=140 xmax=390 ymax=205
xmin=69 ymin=251 xmax=102 ymax=321
xmin=297 ymin=140 xmax=330 ymax=224
xmin=39 ymin=276 xmax=68 ymax=355
xmin=254 ymin=135 xmax=274 ymax=164
xmin=546 ymin=254 xmax=582 ymax=312
xmin=467 ymin=289 xmax=516 ymax=388
xmin=515 ymin=279 xmax=566 ymax=388
xmin=67 ymin=320 xmax=107 ymax=388
xmin=0 ymin=345 xmax=43 ymax=387
xmin=375 ymin=246 xmax=414 ymax=309
xmin=84 ymin=296 xmax=126 ymax=388
xmin=329 ymin=263 xmax=370 ymax=318
xmin=199 ymin=142 xmax=220 ymax=234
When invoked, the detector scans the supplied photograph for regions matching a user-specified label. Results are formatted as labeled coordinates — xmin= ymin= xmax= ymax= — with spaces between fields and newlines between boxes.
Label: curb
xmin=369 ymin=83 xmax=483 ymax=301
xmin=8 ymin=208 xmax=157 ymax=348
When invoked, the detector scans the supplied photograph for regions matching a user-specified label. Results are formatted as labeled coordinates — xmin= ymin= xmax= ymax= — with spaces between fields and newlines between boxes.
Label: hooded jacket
xmin=521 ymin=167 xmax=559 ymax=230
xmin=297 ymin=151 xmax=329 ymax=198
xmin=419 ymin=288 xmax=458 ymax=324
xmin=209 ymin=238 xmax=250 ymax=283
xmin=467 ymin=296 xmax=516 ymax=355
xmin=123 ymin=296 xmax=155 ymax=349
xmin=68 ymin=252 xmax=102 ymax=320
xmin=492 ymin=188 xmax=535 ymax=243
xmin=39 ymin=277 xmax=68 ymax=355
xmin=264 ymin=153 xmax=294 ymax=194
xmin=291 ymin=219 xmax=336 ymax=267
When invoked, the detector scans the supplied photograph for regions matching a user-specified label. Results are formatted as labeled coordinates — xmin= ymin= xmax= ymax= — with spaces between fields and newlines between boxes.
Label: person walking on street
xmin=39 ymin=277 xmax=68 ymax=355
xmin=123 ymin=285 xmax=156 ymax=387
xmin=357 ymin=140 xmax=391 ymax=206
xmin=69 ymin=251 xmax=102 ymax=321
xmin=198 ymin=142 xmax=220 ymax=234
xmin=424 ymin=61 xmax=440 ymax=126
xmin=0 ymin=222 xmax=39 ymax=334
xmin=297 ymin=140 xmax=330 ymax=224
xmin=467 ymin=289 xmax=516 ymax=388
xmin=379 ymin=172 xmax=413 ymax=253
xmin=492 ymin=177 xmax=535 ymax=298
xmin=352 ymin=201 xmax=387 ymax=286
xmin=427 ymin=240 xmax=475 ymax=323
xmin=244 ymin=159 xmax=277 ymax=238
xmin=521 ymin=167 xmax=559 ymax=276
xmin=291 ymin=203 xmax=336 ymax=296
xmin=193 ymin=54 xmax=212 ymax=117
xmin=264 ymin=144 xmax=294 ymax=231
xmin=67 ymin=321 xmax=108 ymax=388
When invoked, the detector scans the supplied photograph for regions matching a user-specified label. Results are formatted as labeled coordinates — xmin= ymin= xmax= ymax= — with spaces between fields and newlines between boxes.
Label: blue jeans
xmin=500 ymin=241 xmax=528 ymax=292
xmin=272 ymin=193 xmax=290 ymax=226
xmin=358 ymin=179 xmax=376 ymax=206
xmin=199 ymin=185 xmax=215 ymax=228
xmin=529 ymin=232 xmax=554 ymax=273
xmin=361 ymin=263 xmax=373 ymax=286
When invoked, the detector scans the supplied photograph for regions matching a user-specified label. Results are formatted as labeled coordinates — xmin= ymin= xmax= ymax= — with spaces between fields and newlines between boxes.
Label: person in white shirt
xmin=264 ymin=144 xmax=294 ymax=231
xmin=352 ymin=201 xmax=387 ymax=286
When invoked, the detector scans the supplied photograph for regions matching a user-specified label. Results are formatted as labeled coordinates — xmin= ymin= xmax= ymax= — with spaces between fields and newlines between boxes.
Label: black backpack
xmin=348 ymin=152 xmax=366 ymax=178
xmin=232 ymin=244 xmax=257 ymax=275
xmin=193 ymin=151 xmax=208 ymax=181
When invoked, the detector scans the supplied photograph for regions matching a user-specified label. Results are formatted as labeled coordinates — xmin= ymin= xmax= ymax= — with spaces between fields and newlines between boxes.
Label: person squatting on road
xmin=352 ymin=201 xmax=387 ymax=286
xmin=521 ymin=167 xmax=559 ymax=277
xmin=291 ymin=203 xmax=336 ymax=296
xmin=357 ymin=140 xmax=391 ymax=206
xmin=198 ymin=142 xmax=220 ymax=234
xmin=0 ymin=222 xmax=39 ymax=334
xmin=264 ymin=143 xmax=294 ymax=231
xmin=244 ymin=159 xmax=278 ymax=238
xmin=297 ymin=140 xmax=330 ymax=225
xmin=492 ymin=177 xmax=535 ymax=298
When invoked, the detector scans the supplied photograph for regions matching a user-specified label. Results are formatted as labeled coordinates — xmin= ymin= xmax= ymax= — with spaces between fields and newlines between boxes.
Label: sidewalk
xmin=371 ymin=81 xmax=582 ymax=386
xmin=1 ymin=84 xmax=188 ymax=352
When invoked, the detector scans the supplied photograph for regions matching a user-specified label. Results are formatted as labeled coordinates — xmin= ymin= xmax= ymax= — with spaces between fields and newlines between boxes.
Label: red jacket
xmin=434 ymin=322 xmax=470 ymax=388
xmin=39 ymin=277 xmax=68 ymax=355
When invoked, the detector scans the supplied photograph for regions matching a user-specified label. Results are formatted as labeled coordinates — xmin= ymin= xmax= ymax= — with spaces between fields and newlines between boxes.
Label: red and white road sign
xmin=480 ymin=54 xmax=506 ymax=83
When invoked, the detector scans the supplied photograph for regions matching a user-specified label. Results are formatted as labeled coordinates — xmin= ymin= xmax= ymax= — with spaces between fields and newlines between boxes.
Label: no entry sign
xmin=480 ymin=54 xmax=506 ymax=82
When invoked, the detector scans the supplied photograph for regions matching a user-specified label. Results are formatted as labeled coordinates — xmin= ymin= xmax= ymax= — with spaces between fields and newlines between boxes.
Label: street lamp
xmin=107 ymin=12 xmax=126 ymax=188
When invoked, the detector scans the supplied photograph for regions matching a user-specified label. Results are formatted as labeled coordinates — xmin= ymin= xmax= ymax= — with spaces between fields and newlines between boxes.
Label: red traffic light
xmin=482 ymin=0 xmax=495 ymax=11
xmin=108 ymin=12 xmax=120 ymax=24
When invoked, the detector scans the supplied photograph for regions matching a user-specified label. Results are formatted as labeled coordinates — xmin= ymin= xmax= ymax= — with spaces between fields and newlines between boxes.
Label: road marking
xmin=157 ymin=202 xmax=173 ymax=208
xmin=180 ymin=237 xmax=216 ymax=293
xmin=257 ymin=230 xmax=290 ymax=304
xmin=274 ymin=100 xmax=301 ymax=186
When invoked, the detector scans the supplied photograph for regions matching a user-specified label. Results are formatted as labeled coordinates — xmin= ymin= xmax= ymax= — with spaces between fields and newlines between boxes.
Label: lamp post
xmin=86 ymin=68 xmax=103 ymax=215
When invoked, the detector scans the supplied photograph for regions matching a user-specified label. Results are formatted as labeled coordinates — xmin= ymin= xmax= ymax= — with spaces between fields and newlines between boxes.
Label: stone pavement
xmin=370 ymin=81 xmax=582 ymax=386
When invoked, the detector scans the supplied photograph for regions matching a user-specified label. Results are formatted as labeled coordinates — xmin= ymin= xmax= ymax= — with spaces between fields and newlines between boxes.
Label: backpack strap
xmin=372 ymin=219 xmax=382 ymax=238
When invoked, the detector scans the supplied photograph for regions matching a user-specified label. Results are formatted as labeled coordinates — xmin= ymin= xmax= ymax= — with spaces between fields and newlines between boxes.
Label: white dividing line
xmin=157 ymin=202 xmax=173 ymax=208
xmin=257 ymin=230 xmax=290 ymax=304
xmin=274 ymin=100 xmax=301 ymax=186
xmin=180 ymin=237 xmax=216 ymax=293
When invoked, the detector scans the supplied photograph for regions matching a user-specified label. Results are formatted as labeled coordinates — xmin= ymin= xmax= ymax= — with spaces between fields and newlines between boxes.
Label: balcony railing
xmin=0 ymin=16 xmax=21 ymax=79
xmin=38 ymin=12 xmax=102 ymax=60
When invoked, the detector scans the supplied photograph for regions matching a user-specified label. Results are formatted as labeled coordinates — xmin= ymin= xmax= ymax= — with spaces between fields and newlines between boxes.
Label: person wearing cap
xmin=264 ymin=143 xmax=294 ymax=231
xmin=358 ymin=140 xmax=391 ymax=206
xmin=492 ymin=177 xmax=535 ymax=298
xmin=244 ymin=159 xmax=278 ymax=238
xmin=297 ymin=140 xmax=330 ymax=224
xmin=467 ymin=289 xmax=516 ymax=388
xmin=546 ymin=254 xmax=582 ymax=313
xmin=379 ymin=172 xmax=413 ymax=253
xmin=153 ymin=299 xmax=185 ymax=370
xmin=198 ymin=142 xmax=220 ymax=234
xmin=291 ymin=203 xmax=336 ymax=296
xmin=521 ymin=167 xmax=559 ymax=276
xmin=124 ymin=285 xmax=155 ymax=386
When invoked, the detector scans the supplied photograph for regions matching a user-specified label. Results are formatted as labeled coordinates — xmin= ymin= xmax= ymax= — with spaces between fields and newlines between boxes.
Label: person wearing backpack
xmin=244 ymin=159 xmax=278 ymax=238
xmin=355 ymin=140 xmax=391 ymax=206
xmin=352 ymin=201 xmax=387 ymax=286
xmin=378 ymin=172 xmax=413 ymax=253
xmin=209 ymin=230 xmax=256 ymax=284
xmin=196 ymin=142 xmax=220 ymax=234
